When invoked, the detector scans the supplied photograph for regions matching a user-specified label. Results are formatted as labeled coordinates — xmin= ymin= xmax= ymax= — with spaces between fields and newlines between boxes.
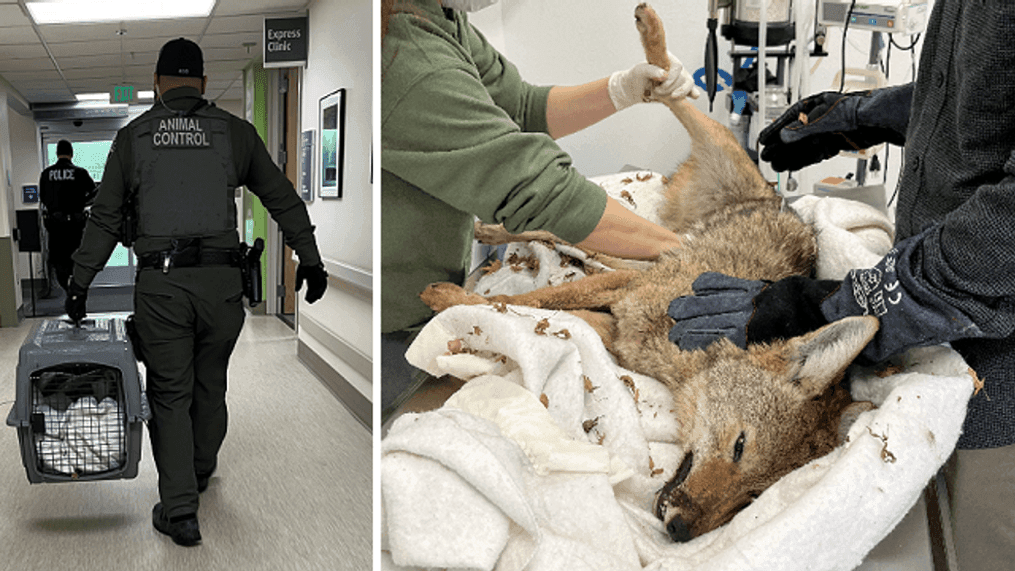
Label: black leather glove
xmin=65 ymin=280 xmax=88 ymax=324
xmin=296 ymin=263 xmax=328 ymax=304
xmin=747 ymin=276 xmax=843 ymax=344
xmin=668 ymin=272 xmax=840 ymax=351
xmin=759 ymin=84 xmax=913 ymax=172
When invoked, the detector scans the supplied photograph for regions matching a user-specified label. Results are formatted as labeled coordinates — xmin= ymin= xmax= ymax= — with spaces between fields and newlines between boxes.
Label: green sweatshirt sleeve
xmin=383 ymin=65 xmax=606 ymax=244
xmin=464 ymin=18 xmax=551 ymax=135
xmin=71 ymin=131 xmax=130 ymax=288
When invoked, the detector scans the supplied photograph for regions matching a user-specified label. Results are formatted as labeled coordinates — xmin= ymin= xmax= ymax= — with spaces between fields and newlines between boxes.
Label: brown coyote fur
xmin=419 ymin=4 xmax=878 ymax=543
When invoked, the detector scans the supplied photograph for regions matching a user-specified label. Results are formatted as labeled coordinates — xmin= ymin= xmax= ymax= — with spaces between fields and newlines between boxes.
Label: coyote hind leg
xmin=473 ymin=222 xmax=560 ymax=246
xmin=569 ymin=309 xmax=619 ymax=353
xmin=496 ymin=270 xmax=639 ymax=310
xmin=632 ymin=4 xmax=773 ymax=232
xmin=656 ymin=99 xmax=774 ymax=229
xmin=420 ymin=270 xmax=639 ymax=314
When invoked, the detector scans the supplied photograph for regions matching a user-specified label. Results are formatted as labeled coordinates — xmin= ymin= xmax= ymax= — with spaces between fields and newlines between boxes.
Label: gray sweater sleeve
xmin=821 ymin=158 xmax=1015 ymax=362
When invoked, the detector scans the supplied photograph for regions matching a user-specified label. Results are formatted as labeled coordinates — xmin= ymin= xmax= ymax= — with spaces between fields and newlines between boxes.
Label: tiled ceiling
xmin=0 ymin=0 xmax=311 ymax=105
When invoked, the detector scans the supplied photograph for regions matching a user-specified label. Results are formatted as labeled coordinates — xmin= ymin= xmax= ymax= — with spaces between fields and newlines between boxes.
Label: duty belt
xmin=45 ymin=211 xmax=87 ymax=223
xmin=138 ymin=248 xmax=241 ymax=274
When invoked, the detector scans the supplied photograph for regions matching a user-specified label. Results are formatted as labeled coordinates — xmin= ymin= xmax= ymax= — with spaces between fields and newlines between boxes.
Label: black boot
xmin=152 ymin=503 xmax=201 ymax=546
xmin=197 ymin=471 xmax=213 ymax=493
xmin=197 ymin=461 xmax=216 ymax=493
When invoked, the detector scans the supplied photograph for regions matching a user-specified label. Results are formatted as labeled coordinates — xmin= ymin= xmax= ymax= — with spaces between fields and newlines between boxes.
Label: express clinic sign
xmin=264 ymin=16 xmax=308 ymax=68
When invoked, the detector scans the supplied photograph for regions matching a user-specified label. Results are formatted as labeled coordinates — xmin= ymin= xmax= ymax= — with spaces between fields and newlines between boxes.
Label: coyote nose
xmin=673 ymin=451 xmax=693 ymax=486
xmin=655 ymin=451 xmax=694 ymax=520
xmin=667 ymin=516 xmax=693 ymax=542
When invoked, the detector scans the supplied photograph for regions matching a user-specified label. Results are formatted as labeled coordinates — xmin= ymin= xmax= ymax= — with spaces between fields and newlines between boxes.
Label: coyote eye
xmin=733 ymin=432 xmax=746 ymax=462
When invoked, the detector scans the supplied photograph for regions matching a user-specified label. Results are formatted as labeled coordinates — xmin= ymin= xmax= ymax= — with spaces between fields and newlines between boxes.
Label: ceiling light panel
xmin=27 ymin=0 xmax=216 ymax=25
xmin=75 ymin=92 xmax=110 ymax=101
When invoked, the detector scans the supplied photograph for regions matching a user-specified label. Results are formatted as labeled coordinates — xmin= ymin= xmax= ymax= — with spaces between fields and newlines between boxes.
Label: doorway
xmin=27 ymin=136 xmax=134 ymax=317
xmin=278 ymin=67 xmax=300 ymax=326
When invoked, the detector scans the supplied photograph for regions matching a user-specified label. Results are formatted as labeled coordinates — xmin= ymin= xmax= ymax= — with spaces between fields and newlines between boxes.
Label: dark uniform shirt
xmin=40 ymin=157 xmax=95 ymax=216
xmin=72 ymin=86 xmax=321 ymax=287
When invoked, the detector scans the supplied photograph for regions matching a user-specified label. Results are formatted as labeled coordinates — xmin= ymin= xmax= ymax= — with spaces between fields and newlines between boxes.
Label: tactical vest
xmin=129 ymin=100 xmax=239 ymax=239
xmin=41 ymin=160 xmax=89 ymax=214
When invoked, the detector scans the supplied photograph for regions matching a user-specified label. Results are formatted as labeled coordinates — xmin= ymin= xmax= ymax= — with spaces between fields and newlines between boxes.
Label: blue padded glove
xmin=823 ymin=234 xmax=985 ymax=363
xmin=668 ymin=272 xmax=841 ymax=351
xmin=671 ymin=235 xmax=988 ymax=364
xmin=667 ymin=273 xmax=767 ymax=350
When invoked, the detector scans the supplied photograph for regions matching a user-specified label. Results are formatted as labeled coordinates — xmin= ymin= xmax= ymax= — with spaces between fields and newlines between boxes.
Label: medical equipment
xmin=813 ymin=177 xmax=887 ymax=212
xmin=813 ymin=0 xmax=925 ymax=191
xmin=704 ymin=1 xmax=798 ymax=112
xmin=726 ymin=0 xmax=795 ymax=47
xmin=818 ymin=0 xmax=929 ymax=35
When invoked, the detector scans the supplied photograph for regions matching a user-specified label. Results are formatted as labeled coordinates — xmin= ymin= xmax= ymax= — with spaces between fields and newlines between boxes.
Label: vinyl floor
xmin=0 ymin=313 xmax=371 ymax=571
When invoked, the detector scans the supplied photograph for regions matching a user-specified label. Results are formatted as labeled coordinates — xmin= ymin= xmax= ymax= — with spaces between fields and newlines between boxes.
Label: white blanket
xmin=34 ymin=396 xmax=124 ymax=475
xmin=381 ymin=174 xmax=976 ymax=571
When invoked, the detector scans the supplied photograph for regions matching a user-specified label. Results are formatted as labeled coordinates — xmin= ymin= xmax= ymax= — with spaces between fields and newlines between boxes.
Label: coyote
xmin=419 ymin=4 xmax=878 ymax=543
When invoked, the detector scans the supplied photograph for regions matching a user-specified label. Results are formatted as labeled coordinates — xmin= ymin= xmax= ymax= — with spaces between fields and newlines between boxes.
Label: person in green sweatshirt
xmin=381 ymin=0 xmax=697 ymax=418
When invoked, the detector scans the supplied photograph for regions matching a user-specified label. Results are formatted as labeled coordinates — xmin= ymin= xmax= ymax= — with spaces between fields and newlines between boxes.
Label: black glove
xmin=65 ymin=280 xmax=88 ymax=325
xmin=296 ymin=263 xmax=328 ymax=304
xmin=747 ymin=275 xmax=843 ymax=344
xmin=758 ymin=84 xmax=913 ymax=172
xmin=668 ymin=272 xmax=840 ymax=351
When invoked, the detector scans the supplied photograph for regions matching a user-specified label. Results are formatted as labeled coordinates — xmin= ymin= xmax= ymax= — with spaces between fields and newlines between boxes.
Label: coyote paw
xmin=838 ymin=401 xmax=877 ymax=444
xmin=420 ymin=282 xmax=489 ymax=312
xmin=634 ymin=3 xmax=668 ymax=72
xmin=473 ymin=222 xmax=512 ymax=245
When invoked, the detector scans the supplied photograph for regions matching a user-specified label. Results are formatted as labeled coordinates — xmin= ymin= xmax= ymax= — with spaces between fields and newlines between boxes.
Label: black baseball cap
xmin=156 ymin=38 xmax=204 ymax=78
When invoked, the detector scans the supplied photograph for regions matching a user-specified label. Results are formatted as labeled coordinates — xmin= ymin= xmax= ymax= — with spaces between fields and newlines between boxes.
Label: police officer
xmin=39 ymin=140 xmax=96 ymax=292
xmin=66 ymin=38 xmax=328 ymax=547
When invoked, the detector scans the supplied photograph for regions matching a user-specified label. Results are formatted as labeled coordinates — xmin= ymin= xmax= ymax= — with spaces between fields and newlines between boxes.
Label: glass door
xmin=44 ymin=140 xmax=136 ymax=289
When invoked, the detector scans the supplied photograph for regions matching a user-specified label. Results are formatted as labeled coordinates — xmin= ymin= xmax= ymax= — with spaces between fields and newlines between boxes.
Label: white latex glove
xmin=608 ymin=52 xmax=701 ymax=111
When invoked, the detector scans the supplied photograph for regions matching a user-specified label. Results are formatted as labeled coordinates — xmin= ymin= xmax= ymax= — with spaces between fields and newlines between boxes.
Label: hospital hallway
xmin=0 ymin=313 xmax=372 ymax=570
xmin=0 ymin=0 xmax=373 ymax=565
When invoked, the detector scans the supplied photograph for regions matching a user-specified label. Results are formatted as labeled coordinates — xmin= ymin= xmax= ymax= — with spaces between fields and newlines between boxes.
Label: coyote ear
xmin=785 ymin=316 xmax=879 ymax=399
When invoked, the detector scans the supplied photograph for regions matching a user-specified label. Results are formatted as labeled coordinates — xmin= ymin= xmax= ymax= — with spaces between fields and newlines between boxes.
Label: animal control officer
xmin=39 ymin=139 xmax=96 ymax=292
xmin=66 ymin=38 xmax=328 ymax=547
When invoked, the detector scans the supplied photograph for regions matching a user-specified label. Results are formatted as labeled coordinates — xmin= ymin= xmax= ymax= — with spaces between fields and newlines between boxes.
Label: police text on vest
xmin=49 ymin=169 xmax=76 ymax=181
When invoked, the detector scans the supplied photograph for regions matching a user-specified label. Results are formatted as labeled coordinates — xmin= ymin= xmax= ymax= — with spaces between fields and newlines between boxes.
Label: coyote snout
xmin=654 ymin=317 xmax=879 ymax=542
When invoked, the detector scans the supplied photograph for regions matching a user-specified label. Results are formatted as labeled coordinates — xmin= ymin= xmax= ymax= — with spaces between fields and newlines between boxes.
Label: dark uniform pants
xmin=134 ymin=266 xmax=245 ymax=518
xmin=945 ymin=444 xmax=1015 ymax=571
xmin=45 ymin=216 xmax=86 ymax=290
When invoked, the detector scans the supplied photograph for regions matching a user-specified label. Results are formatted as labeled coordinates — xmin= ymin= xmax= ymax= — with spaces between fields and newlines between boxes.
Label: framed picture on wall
xmin=300 ymin=130 xmax=314 ymax=202
xmin=318 ymin=88 xmax=346 ymax=199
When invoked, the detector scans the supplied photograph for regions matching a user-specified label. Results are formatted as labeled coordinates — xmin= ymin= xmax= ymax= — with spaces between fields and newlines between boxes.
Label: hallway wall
xmin=297 ymin=0 xmax=373 ymax=425
xmin=9 ymin=106 xmax=42 ymax=280
xmin=0 ymin=91 xmax=23 ymax=325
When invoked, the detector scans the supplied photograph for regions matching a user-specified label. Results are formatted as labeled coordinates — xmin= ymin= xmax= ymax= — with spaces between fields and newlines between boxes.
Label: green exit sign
xmin=112 ymin=85 xmax=136 ymax=103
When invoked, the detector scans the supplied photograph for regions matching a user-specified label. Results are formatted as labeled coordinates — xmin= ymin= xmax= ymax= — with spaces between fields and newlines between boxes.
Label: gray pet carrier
xmin=6 ymin=316 xmax=149 ymax=483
